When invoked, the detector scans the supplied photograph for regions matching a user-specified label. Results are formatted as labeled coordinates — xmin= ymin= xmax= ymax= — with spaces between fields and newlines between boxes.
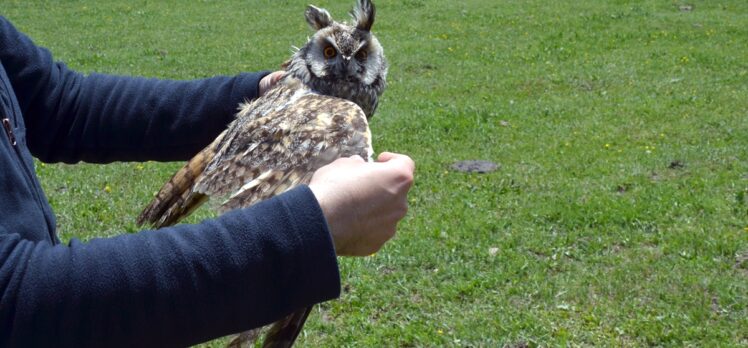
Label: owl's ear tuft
xmin=351 ymin=0 xmax=375 ymax=31
xmin=305 ymin=5 xmax=333 ymax=30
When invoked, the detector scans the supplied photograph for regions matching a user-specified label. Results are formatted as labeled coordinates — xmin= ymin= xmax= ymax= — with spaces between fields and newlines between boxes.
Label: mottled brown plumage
xmin=137 ymin=80 xmax=373 ymax=229
xmin=137 ymin=0 xmax=386 ymax=347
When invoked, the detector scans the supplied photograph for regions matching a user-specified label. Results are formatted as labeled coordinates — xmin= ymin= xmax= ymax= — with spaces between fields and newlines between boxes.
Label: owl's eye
xmin=355 ymin=49 xmax=368 ymax=61
xmin=323 ymin=46 xmax=337 ymax=59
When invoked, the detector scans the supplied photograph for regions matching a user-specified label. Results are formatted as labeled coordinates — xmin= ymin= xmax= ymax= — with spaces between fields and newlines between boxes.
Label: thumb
xmin=376 ymin=152 xmax=398 ymax=162
xmin=377 ymin=152 xmax=415 ymax=172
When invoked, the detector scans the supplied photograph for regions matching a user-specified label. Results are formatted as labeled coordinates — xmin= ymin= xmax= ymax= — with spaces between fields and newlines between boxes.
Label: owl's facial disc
xmin=319 ymin=31 xmax=373 ymax=83
xmin=299 ymin=10 xmax=385 ymax=88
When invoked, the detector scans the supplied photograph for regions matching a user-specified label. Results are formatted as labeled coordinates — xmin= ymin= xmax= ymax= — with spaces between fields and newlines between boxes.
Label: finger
xmin=259 ymin=71 xmax=285 ymax=95
xmin=270 ymin=70 xmax=285 ymax=83
xmin=399 ymin=155 xmax=416 ymax=173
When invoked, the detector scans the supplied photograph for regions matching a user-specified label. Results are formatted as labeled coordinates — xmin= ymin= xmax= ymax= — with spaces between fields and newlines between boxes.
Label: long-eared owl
xmin=137 ymin=0 xmax=387 ymax=347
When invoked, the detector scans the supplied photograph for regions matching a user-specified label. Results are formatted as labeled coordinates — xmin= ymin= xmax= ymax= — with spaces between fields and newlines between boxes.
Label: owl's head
xmin=285 ymin=0 xmax=387 ymax=117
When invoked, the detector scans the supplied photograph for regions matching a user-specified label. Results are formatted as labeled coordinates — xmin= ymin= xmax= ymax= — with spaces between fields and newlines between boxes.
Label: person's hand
xmin=309 ymin=152 xmax=415 ymax=256
xmin=259 ymin=71 xmax=285 ymax=96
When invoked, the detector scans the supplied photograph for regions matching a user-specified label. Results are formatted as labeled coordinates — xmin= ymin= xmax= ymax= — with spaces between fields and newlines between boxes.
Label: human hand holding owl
xmin=309 ymin=152 xmax=414 ymax=256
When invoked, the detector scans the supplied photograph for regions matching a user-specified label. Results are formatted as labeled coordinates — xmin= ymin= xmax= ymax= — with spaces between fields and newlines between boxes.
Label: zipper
xmin=0 ymin=74 xmax=58 ymax=243
xmin=3 ymin=117 xmax=16 ymax=146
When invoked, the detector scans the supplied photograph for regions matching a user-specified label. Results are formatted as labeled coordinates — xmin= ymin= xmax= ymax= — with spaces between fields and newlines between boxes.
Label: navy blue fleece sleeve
xmin=0 ymin=185 xmax=340 ymax=347
xmin=0 ymin=16 xmax=268 ymax=163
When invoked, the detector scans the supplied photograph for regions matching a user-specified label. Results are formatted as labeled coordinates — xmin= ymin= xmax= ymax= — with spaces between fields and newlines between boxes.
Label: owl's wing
xmin=194 ymin=93 xmax=372 ymax=212
xmin=136 ymin=81 xmax=294 ymax=228
xmin=136 ymin=131 xmax=225 ymax=228
xmin=137 ymin=91 xmax=372 ymax=228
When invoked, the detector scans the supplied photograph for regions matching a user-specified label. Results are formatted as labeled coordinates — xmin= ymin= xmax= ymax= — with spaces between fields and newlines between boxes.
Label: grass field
xmin=4 ymin=0 xmax=748 ymax=346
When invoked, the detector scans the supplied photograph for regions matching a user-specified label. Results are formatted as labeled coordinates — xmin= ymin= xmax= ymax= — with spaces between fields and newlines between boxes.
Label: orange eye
xmin=323 ymin=46 xmax=337 ymax=59
xmin=355 ymin=49 xmax=368 ymax=61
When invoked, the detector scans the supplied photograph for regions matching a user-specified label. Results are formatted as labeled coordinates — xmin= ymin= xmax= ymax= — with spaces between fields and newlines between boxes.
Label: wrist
xmin=309 ymin=184 xmax=337 ymax=253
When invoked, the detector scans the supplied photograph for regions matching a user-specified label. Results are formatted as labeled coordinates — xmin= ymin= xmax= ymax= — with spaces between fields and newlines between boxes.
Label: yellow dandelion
xmin=604 ymin=143 xmax=611 ymax=149
xmin=437 ymin=329 xmax=444 ymax=335
xmin=104 ymin=185 xmax=112 ymax=193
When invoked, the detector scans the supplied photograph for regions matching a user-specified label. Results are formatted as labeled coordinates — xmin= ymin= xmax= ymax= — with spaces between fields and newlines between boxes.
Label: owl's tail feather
xmin=223 ymin=307 xmax=311 ymax=348
xmin=137 ymin=134 xmax=223 ymax=228
xmin=262 ymin=307 xmax=313 ymax=348
xmin=226 ymin=328 xmax=263 ymax=348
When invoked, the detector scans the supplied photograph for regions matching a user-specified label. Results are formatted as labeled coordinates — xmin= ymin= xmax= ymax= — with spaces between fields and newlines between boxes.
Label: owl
xmin=136 ymin=0 xmax=387 ymax=347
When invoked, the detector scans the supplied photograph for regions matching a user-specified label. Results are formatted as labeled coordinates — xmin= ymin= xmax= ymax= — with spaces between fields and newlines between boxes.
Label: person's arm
xmin=0 ymin=15 xmax=268 ymax=164
xmin=0 ymin=150 xmax=414 ymax=347
xmin=0 ymin=186 xmax=340 ymax=347
xmin=0 ymin=152 xmax=414 ymax=347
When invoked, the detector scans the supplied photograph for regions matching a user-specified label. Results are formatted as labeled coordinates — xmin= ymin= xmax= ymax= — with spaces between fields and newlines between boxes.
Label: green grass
xmin=5 ymin=0 xmax=748 ymax=346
